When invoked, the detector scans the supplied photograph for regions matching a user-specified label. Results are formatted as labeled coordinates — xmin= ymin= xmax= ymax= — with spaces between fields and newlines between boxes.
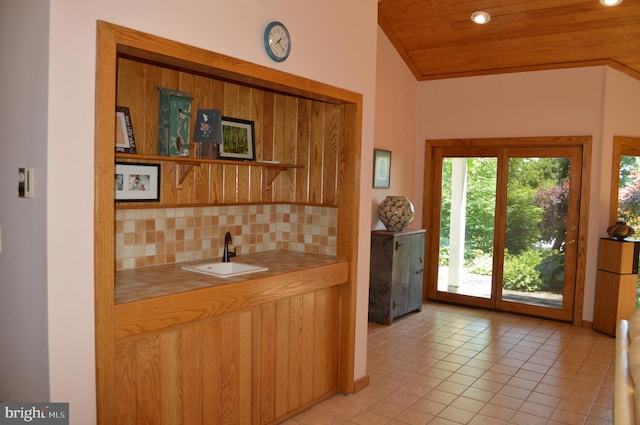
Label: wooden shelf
xmin=116 ymin=153 xmax=303 ymax=186
xmin=115 ymin=153 xmax=302 ymax=170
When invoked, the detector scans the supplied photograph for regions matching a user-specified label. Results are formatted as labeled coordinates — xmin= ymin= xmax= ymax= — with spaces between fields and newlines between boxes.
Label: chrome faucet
xmin=222 ymin=231 xmax=236 ymax=262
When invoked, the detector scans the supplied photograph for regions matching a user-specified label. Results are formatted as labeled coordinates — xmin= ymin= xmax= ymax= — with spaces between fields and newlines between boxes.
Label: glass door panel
xmin=438 ymin=157 xmax=497 ymax=300
xmin=500 ymin=156 xmax=570 ymax=310
xmin=617 ymin=155 xmax=640 ymax=229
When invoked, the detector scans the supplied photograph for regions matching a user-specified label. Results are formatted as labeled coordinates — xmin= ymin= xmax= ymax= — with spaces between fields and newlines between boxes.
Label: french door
xmin=424 ymin=138 xmax=586 ymax=322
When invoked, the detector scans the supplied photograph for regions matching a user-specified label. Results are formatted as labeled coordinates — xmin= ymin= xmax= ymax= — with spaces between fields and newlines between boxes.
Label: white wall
xmin=45 ymin=1 xmax=378 ymax=423
xmin=372 ymin=27 xmax=419 ymax=229
xmin=416 ymin=66 xmax=640 ymax=322
xmin=0 ymin=0 xmax=50 ymax=402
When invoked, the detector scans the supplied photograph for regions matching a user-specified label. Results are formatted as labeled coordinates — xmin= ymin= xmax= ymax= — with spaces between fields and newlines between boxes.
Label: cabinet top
xmin=371 ymin=229 xmax=426 ymax=236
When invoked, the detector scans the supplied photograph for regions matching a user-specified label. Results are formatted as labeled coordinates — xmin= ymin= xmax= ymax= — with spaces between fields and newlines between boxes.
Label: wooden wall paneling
xmin=116 ymin=59 xmax=146 ymax=153
xmin=237 ymin=85 xmax=252 ymax=118
xmin=220 ymin=313 xmax=245 ymax=425
xmin=161 ymin=161 xmax=179 ymax=205
xmin=313 ymin=287 xmax=338 ymax=397
xmin=280 ymin=96 xmax=298 ymax=203
xmin=135 ymin=334 xmax=162 ymax=424
xmin=200 ymin=311 xmax=254 ymax=425
xmin=323 ymin=104 xmax=339 ymax=206
xmin=296 ymin=100 xmax=311 ymax=203
xmin=235 ymin=86 xmax=252 ymax=203
xmin=260 ymin=92 xmax=275 ymax=202
xmin=272 ymin=95 xmax=286 ymax=202
xmin=141 ymin=63 xmax=162 ymax=156
xmin=254 ymin=302 xmax=276 ymax=423
xmin=224 ymin=82 xmax=240 ymax=116
xmin=193 ymin=163 xmax=210 ymax=204
xmin=238 ymin=311 xmax=253 ymax=425
xmin=274 ymin=298 xmax=291 ymax=419
xmin=288 ymin=295 xmax=303 ymax=410
xmin=161 ymin=67 xmax=180 ymax=96
xmin=301 ymin=292 xmax=316 ymax=404
xmin=201 ymin=319 xmax=222 ymax=423
xmin=223 ymin=164 xmax=238 ymax=203
xmin=115 ymin=339 xmax=137 ymax=425
xmin=249 ymin=90 xmax=264 ymax=202
xmin=222 ymin=82 xmax=241 ymax=204
xmin=179 ymin=326 xmax=203 ymax=425
xmin=159 ymin=331 xmax=181 ymax=425
xmin=309 ymin=103 xmax=325 ymax=204
xmin=209 ymin=163 xmax=224 ymax=204
xmin=237 ymin=165 xmax=250 ymax=203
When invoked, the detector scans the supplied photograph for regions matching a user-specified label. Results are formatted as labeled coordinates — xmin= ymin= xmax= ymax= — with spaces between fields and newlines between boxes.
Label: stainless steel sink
xmin=181 ymin=262 xmax=268 ymax=278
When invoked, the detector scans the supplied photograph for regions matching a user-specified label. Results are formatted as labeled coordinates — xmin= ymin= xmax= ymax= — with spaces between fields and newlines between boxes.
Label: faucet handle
xmin=229 ymin=247 xmax=236 ymax=258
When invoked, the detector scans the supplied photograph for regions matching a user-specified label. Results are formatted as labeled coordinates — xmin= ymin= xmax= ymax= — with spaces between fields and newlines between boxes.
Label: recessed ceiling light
xmin=471 ymin=11 xmax=491 ymax=25
xmin=599 ymin=0 xmax=622 ymax=6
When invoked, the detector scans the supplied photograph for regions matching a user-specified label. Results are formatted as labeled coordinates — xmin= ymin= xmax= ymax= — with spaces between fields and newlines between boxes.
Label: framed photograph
xmin=115 ymin=106 xmax=137 ymax=154
xmin=218 ymin=117 xmax=256 ymax=161
xmin=115 ymin=162 xmax=160 ymax=202
xmin=373 ymin=149 xmax=391 ymax=189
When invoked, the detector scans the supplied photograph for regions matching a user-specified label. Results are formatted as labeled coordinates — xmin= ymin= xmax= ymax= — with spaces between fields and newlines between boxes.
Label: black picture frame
xmin=115 ymin=106 xmax=137 ymax=154
xmin=115 ymin=162 xmax=160 ymax=202
xmin=373 ymin=149 xmax=391 ymax=189
xmin=218 ymin=117 xmax=256 ymax=161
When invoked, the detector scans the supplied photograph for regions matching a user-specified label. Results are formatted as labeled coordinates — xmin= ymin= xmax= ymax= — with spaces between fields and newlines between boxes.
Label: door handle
xmin=567 ymin=239 xmax=576 ymax=245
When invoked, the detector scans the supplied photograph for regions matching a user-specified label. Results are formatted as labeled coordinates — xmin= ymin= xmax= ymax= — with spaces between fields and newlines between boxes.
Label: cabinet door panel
xmin=252 ymin=287 xmax=339 ymax=424
xmin=391 ymin=235 xmax=411 ymax=318
xmin=115 ymin=311 xmax=253 ymax=425
xmin=407 ymin=233 xmax=425 ymax=313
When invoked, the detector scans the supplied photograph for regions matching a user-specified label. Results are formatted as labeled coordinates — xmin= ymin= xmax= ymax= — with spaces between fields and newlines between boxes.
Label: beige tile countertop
xmin=115 ymin=250 xmax=347 ymax=304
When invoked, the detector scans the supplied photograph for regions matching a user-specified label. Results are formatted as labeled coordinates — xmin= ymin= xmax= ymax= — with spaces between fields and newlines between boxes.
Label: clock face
xmin=264 ymin=22 xmax=291 ymax=62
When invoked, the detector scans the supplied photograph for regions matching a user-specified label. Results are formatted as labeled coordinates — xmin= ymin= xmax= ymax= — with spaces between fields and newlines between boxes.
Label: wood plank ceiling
xmin=378 ymin=0 xmax=640 ymax=80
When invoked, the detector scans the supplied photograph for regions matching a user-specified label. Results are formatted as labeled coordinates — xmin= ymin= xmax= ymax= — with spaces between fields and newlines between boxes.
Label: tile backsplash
xmin=115 ymin=204 xmax=337 ymax=270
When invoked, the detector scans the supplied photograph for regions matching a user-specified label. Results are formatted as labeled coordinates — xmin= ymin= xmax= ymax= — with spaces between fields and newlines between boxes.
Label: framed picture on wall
xmin=218 ymin=117 xmax=256 ymax=161
xmin=373 ymin=149 xmax=391 ymax=189
xmin=115 ymin=162 xmax=160 ymax=202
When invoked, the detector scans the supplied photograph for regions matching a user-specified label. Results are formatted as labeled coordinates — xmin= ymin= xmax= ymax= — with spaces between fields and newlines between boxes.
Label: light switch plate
xmin=18 ymin=167 xmax=34 ymax=198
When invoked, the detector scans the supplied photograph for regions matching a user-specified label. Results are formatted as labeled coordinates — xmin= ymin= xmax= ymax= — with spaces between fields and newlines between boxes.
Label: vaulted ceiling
xmin=378 ymin=0 xmax=640 ymax=81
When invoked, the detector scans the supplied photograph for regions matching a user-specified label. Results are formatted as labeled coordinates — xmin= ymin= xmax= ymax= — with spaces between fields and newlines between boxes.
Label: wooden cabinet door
xmin=391 ymin=234 xmax=411 ymax=318
xmin=407 ymin=232 xmax=425 ymax=314
xmin=391 ymin=232 xmax=425 ymax=319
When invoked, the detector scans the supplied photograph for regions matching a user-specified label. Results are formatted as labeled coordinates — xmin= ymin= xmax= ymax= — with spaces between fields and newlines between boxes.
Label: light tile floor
xmin=284 ymin=302 xmax=615 ymax=425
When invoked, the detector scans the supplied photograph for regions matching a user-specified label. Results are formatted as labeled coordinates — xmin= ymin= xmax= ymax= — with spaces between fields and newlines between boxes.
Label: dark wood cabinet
xmin=369 ymin=229 xmax=425 ymax=325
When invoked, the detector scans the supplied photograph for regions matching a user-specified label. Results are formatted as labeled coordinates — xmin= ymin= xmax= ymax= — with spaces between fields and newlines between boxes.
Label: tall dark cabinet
xmin=369 ymin=229 xmax=426 ymax=324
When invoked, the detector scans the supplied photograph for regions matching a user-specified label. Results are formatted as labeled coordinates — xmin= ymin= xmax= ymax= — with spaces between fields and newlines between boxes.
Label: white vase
xmin=377 ymin=196 xmax=415 ymax=232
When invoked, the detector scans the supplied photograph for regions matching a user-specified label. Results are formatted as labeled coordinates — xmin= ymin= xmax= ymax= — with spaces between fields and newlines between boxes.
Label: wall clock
xmin=264 ymin=21 xmax=291 ymax=62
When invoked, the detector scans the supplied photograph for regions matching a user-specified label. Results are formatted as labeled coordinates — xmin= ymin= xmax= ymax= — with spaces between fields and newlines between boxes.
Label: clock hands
xmin=273 ymin=37 xmax=286 ymax=54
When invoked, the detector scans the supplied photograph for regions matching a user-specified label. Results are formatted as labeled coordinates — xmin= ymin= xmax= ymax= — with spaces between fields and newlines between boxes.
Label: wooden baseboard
xmin=353 ymin=375 xmax=370 ymax=392
xmin=582 ymin=320 xmax=593 ymax=328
